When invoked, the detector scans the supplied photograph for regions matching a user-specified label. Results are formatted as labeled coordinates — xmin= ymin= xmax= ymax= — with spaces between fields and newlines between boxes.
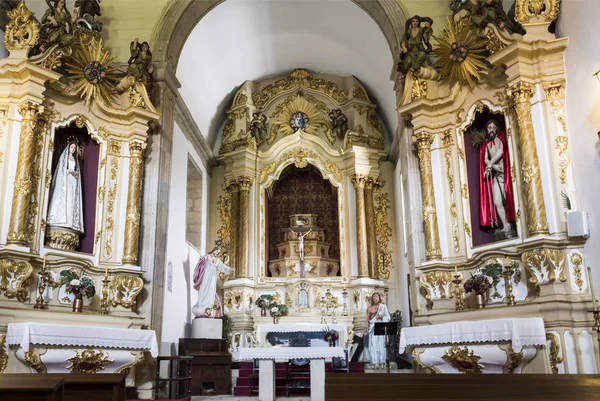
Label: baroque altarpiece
xmin=211 ymin=68 xmax=398 ymax=354
xmin=0 ymin=2 xmax=158 ymax=378
xmin=396 ymin=2 xmax=595 ymax=374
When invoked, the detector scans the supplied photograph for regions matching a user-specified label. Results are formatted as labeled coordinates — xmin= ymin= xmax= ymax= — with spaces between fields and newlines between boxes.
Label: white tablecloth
xmin=399 ymin=317 xmax=546 ymax=353
xmin=238 ymin=346 xmax=346 ymax=360
xmin=6 ymin=322 xmax=159 ymax=357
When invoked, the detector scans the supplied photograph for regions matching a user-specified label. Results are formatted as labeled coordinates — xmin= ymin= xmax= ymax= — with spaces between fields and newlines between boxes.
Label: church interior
xmin=1 ymin=0 xmax=600 ymax=400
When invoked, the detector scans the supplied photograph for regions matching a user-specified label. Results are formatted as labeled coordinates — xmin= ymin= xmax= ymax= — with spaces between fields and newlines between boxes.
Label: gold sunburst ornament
xmin=66 ymin=38 xmax=117 ymax=107
xmin=434 ymin=17 xmax=488 ymax=89
xmin=267 ymin=94 xmax=328 ymax=144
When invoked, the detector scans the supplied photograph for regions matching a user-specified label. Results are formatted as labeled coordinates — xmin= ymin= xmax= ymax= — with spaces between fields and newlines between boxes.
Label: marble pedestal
xmin=191 ymin=317 xmax=222 ymax=339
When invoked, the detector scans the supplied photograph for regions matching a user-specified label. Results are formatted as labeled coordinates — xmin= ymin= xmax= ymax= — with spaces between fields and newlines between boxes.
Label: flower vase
xmin=328 ymin=340 xmax=335 ymax=347
xmin=261 ymin=307 xmax=267 ymax=317
xmin=272 ymin=316 xmax=279 ymax=324
xmin=476 ymin=293 xmax=486 ymax=309
xmin=72 ymin=297 xmax=83 ymax=313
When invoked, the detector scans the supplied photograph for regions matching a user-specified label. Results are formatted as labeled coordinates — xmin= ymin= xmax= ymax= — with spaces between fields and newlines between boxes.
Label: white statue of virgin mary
xmin=47 ymin=141 xmax=85 ymax=233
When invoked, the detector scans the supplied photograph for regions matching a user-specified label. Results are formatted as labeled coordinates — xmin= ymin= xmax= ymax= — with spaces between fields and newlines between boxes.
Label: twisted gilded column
xmin=364 ymin=177 xmax=378 ymax=279
xmin=122 ymin=141 xmax=147 ymax=265
xmin=508 ymin=82 xmax=548 ymax=235
xmin=225 ymin=180 xmax=240 ymax=279
xmin=237 ymin=177 xmax=252 ymax=278
xmin=352 ymin=174 xmax=369 ymax=277
xmin=413 ymin=132 xmax=441 ymax=260
xmin=7 ymin=101 xmax=41 ymax=246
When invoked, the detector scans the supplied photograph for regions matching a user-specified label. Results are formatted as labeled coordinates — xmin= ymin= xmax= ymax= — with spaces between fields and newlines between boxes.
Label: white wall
xmin=556 ymin=2 xmax=600 ymax=298
xmin=160 ymin=122 xmax=209 ymax=355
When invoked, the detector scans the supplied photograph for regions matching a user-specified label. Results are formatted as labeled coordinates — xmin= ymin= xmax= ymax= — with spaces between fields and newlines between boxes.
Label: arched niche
xmin=45 ymin=118 xmax=101 ymax=254
xmin=264 ymin=163 xmax=341 ymax=278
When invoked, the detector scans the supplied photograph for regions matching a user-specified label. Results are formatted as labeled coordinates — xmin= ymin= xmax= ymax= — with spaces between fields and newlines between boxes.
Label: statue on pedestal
xmin=192 ymin=242 xmax=232 ymax=318
xmin=298 ymin=282 xmax=310 ymax=309
xmin=364 ymin=292 xmax=390 ymax=365
xmin=47 ymin=139 xmax=85 ymax=234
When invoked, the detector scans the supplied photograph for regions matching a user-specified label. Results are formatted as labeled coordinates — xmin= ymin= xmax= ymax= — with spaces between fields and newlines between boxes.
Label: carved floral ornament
xmin=3 ymin=1 xmax=39 ymax=51
xmin=514 ymin=0 xmax=562 ymax=24
xmin=259 ymin=148 xmax=342 ymax=186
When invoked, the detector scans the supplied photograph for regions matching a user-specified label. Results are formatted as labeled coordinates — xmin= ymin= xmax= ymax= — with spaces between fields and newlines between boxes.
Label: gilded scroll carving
xmin=522 ymin=249 xmax=566 ymax=285
xmin=0 ymin=335 xmax=7 ymax=373
xmin=514 ymin=0 xmax=561 ymax=24
xmin=109 ymin=275 xmax=144 ymax=311
xmin=419 ymin=271 xmax=453 ymax=300
xmin=546 ymin=332 xmax=563 ymax=374
xmin=67 ymin=349 xmax=113 ymax=373
xmin=0 ymin=259 xmax=33 ymax=301
xmin=375 ymin=190 xmax=393 ymax=280
xmin=4 ymin=1 xmax=40 ymax=51
xmin=104 ymin=157 xmax=119 ymax=259
xmin=442 ymin=345 xmax=483 ymax=374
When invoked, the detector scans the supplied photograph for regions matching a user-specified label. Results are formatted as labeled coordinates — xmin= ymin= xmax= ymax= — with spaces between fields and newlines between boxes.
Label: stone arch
xmin=150 ymin=0 xmax=408 ymax=78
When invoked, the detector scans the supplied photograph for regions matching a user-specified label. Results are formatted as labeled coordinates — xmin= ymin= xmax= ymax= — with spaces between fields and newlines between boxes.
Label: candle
xmin=588 ymin=266 xmax=597 ymax=311
xmin=104 ymin=266 xmax=108 ymax=278
xmin=505 ymin=256 xmax=509 ymax=266
xmin=454 ymin=266 xmax=458 ymax=273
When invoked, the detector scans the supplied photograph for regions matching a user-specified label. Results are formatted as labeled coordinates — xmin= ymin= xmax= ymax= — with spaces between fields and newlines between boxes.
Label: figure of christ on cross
xmin=281 ymin=225 xmax=323 ymax=278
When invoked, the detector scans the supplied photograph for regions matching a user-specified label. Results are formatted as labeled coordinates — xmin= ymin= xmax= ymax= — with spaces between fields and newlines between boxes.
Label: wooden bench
xmin=325 ymin=373 xmax=600 ymax=401
xmin=0 ymin=376 xmax=64 ymax=401
xmin=0 ymin=373 xmax=126 ymax=401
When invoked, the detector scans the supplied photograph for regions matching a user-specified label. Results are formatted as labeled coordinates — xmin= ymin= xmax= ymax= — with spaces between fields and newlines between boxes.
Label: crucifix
xmin=282 ymin=217 xmax=323 ymax=278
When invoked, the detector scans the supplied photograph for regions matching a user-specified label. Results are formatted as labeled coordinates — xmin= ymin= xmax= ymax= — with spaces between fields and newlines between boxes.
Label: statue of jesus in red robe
xmin=479 ymin=119 xmax=516 ymax=237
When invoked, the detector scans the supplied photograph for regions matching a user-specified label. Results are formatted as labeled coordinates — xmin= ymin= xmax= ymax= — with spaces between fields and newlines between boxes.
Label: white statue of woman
xmin=192 ymin=243 xmax=232 ymax=318
xmin=363 ymin=292 xmax=391 ymax=365
xmin=47 ymin=141 xmax=84 ymax=233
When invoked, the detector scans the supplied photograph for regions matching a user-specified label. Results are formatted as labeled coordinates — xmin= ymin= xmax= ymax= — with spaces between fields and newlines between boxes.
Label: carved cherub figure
xmin=329 ymin=109 xmax=348 ymax=140
xmin=249 ymin=112 xmax=268 ymax=145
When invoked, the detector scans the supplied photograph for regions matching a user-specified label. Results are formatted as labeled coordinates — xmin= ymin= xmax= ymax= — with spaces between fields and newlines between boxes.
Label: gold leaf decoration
xmin=434 ymin=17 xmax=488 ymax=89
xmin=268 ymin=94 xmax=327 ymax=142
xmin=4 ymin=1 xmax=39 ymax=51
xmin=67 ymin=349 xmax=113 ymax=373
xmin=442 ymin=345 xmax=484 ymax=374
xmin=66 ymin=38 xmax=117 ymax=107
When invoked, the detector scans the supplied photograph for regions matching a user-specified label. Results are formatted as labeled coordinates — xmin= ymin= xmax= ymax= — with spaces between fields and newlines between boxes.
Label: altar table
xmin=399 ymin=318 xmax=549 ymax=374
xmin=5 ymin=322 xmax=158 ymax=385
xmin=257 ymin=323 xmax=348 ymax=347
xmin=238 ymin=347 xmax=346 ymax=401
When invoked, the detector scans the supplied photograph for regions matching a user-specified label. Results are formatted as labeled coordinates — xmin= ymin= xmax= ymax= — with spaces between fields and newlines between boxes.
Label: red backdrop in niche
xmin=49 ymin=123 xmax=99 ymax=254
xmin=267 ymin=166 xmax=339 ymax=270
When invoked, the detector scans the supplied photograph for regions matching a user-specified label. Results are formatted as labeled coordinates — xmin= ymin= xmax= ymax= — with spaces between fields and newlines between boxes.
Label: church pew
xmin=325 ymin=374 xmax=600 ymax=401
xmin=0 ymin=376 xmax=64 ymax=401
xmin=0 ymin=373 xmax=126 ymax=401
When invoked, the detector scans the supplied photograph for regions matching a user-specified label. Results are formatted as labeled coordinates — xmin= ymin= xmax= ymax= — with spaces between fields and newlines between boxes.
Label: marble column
xmin=352 ymin=174 xmax=369 ymax=277
xmin=508 ymin=82 xmax=548 ymax=235
xmin=237 ymin=176 xmax=252 ymax=278
xmin=122 ymin=140 xmax=147 ymax=265
xmin=364 ymin=177 xmax=379 ymax=279
xmin=7 ymin=101 xmax=41 ymax=246
xmin=412 ymin=132 xmax=441 ymax=260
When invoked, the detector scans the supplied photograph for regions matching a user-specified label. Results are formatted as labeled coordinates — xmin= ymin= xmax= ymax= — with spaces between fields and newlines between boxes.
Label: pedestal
xmin=191 ymin=317 xmax=222 ymax=339
xmin=310 ymin=358 xmax=326 ymax=401
xmin=258 ymin=359 xmax=275 ymax=401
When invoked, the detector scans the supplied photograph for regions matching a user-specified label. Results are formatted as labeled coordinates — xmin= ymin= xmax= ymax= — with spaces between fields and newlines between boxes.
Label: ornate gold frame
xmin=259 ymin=147 xmax=346 ymax=283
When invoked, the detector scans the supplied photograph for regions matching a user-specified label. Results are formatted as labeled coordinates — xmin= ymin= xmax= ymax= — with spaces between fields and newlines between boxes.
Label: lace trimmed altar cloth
xmin=7 ymin=322 xmax=159 ymax=357
xmin=238 ymin=346 xmax=345 ymax=360
xmin=399 ymin=317 xmax=546 ymax=353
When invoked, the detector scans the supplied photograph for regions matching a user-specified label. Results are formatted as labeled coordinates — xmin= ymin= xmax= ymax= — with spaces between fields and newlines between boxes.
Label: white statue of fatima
xmin=363 ymin=292 xmax=391 ymax=365
xmin=47 ymin=140 xmax=85 ymax=234
xmin=192 ymin=241 xmax=232 ymax=318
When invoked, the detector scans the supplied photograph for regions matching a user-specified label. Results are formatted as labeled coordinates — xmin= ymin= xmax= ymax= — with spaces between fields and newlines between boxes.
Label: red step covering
xmin=233 ymin=361 xmax=365 ymax=397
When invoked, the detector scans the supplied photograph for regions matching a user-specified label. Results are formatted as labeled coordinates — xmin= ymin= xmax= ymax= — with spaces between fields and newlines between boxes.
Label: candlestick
xmin=100 ymin=276 xmax=111 ymax=315
xmin=589 ymin=266 xmax=597 ymax=311
xmin=452 ymin=272 xmax=465 ymax=312
xmin=503 ymin=263 xmax=516 ymax=306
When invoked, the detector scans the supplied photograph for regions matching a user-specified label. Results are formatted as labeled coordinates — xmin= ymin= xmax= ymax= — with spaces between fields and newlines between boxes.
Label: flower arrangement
xmin=59 ymin=269 xmax=96 ymax=299
xmin=255 ymin=294 xmax=272 ymax=309
xmin=463 ymin=272 xmax=491 ymax=295
xmin=324 ymin=329 xmax=339 ymax=343
xmin=269 ymin=304 xmax=288 ymax=318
